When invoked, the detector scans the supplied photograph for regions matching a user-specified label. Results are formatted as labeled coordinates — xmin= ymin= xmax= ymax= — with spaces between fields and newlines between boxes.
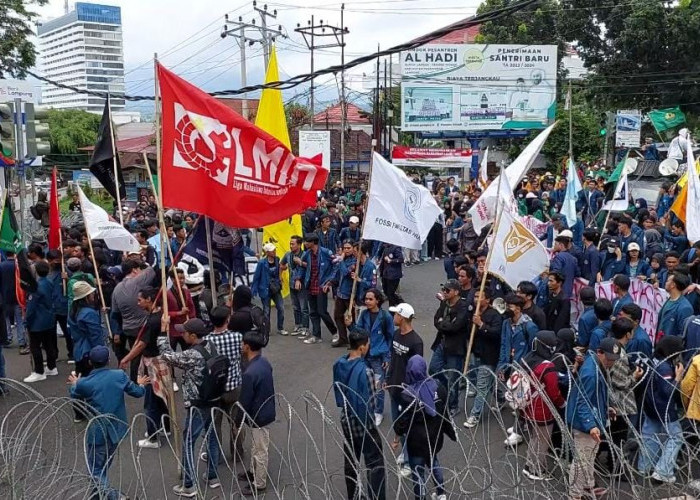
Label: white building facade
xmin=38 ymin=2 xmax=125 ymax=113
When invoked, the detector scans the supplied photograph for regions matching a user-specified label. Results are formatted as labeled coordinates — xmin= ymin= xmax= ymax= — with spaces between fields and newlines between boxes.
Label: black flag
xmin=89 ymin=96 xmax=126 ymax=201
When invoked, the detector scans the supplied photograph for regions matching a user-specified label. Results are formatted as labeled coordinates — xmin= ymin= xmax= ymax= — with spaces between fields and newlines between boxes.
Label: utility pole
xmin=13 ymin=98 xmax=26 ymax=244
xmin=253 ymin=1 xmax=284 ymax=69
xmin=221 ymin=7 xmax=285 ymax=120
xmin=339 ymin=3 xmax=348 ymax=188
xmin=374 ymin=45 xmax=380 ymax=153
xmin=295 ymin=14 xmax=347 ymax=131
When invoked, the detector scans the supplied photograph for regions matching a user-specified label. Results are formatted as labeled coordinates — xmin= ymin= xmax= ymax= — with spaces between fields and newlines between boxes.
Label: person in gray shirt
xmin=111 ymin=259 xmax=155 ymax=381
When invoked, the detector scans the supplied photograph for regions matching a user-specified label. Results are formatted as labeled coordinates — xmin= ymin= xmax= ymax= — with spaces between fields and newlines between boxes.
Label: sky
xmin=35 ymin=0 xmax=483 ymax=115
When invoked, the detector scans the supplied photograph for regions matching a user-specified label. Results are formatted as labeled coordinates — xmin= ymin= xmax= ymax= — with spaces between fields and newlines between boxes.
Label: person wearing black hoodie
xmin=228 ymin=285 xmax=256 ymax=333
xmin=333 ymin=329 xmax=386 ymax=500
xmin=394 ymin=355 xmax=456 ymax=500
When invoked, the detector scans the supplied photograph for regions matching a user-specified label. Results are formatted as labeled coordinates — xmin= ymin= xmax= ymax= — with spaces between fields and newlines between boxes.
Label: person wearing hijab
xmin=519 ymin=331 xmax=566 ymax=481
xmin=393 ymin=355 xmax=455 ymax=500
xmin=638 ymin=335 xmax=686 ymax=484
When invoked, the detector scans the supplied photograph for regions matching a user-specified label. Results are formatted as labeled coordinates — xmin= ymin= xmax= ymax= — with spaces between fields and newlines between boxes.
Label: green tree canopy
xmin=0 ymin=0 xmax=47 ymax=78
xmin=47 ymin=109 xmax=101 ymax=155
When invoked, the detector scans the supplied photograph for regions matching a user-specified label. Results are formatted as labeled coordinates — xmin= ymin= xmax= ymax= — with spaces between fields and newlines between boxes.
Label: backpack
xmin=505 ymin=361 xmax=554 ymax=411
xmin=192 ymin=341 xmax=230 ymax=406
xmin=249 ymin=304 xmax=270 ymax=347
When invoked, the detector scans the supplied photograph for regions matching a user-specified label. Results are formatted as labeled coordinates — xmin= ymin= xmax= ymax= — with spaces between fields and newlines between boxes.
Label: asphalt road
xmin=0 ymin=259 xmax=691 ymax=499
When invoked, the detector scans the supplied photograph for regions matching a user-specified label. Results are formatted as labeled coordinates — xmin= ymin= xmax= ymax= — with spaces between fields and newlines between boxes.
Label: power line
xmin=26 ymin=0 xmax=538 ymax=101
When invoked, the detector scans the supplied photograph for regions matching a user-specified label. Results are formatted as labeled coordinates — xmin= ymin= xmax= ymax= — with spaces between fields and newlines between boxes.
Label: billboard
xmin=391 ymin=146 xmax=472 ymax=168
xmin=616 ymin=110 xmax=642 ymax=148
xmin=299 ymin=130 xmax=331 ymax=168
xmin=400 ymin=44 xmax=558 ymax=132
xmin=0 ymin=79 xmax=38 ymax=104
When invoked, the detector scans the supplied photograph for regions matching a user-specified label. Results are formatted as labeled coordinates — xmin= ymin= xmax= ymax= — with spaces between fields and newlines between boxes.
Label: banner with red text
xmin=391 ymin=146 xmax=472 ymax=167
xmin=570 ymin=278 xmax=668 ymax=343
xmin=158 ymin=63 xmax=328 ymax=228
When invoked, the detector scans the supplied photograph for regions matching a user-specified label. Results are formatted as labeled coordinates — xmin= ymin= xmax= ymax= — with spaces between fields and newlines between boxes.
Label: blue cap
xmin=89 ymin=345 xmax=110 ymax=364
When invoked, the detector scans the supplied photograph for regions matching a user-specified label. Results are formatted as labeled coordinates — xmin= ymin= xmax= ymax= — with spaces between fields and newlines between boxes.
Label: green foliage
xmin=0 ymin=0 xmax=47 ymax=78
xmin=285 ymin=102 xmax=311 ymax=131
xmin=61 ymin=184 xmax=112 ymax=212
xmin=541 ymin=105 xmax=601 ymax=170
xmin=47 ymin=109 xmax=101 ymax=155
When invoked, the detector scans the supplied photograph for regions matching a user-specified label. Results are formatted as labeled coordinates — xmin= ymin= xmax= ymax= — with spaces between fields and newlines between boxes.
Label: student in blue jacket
xmin=496 ymin=295 xmax=538 ymax=377
xmin=588 ymin=298 xmax=613 ymax=351
xmin=345 ymin=288 xmax=393 ymax=426
xmin=251 ymin=243 xmax=285 ymax=335
xmin=69 ymin=346 xmax=149 ymax=500
xmin=576 ymin=287 xmax=598 ymax=349
xmin=23 ymin=261 xmax=58 ymax=383
xmin=657 ymin=271 xmax=694 ymax=339
xmin=611 ymin=274 xmax=633 ymax=318
xmin=332 ymin=241 xmax=358 ymax=347
xmin=624 ymin=242 xmax=651 ymax=280
xmin=618 ymin=303 xmax=653 ymax=361
xmin=566 ymin=337 xmax=621 ymax=499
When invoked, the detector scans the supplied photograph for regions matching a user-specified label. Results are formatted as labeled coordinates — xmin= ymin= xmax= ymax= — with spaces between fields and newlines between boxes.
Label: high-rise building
xmin=37 ymin=2 xmax=125 ymax=113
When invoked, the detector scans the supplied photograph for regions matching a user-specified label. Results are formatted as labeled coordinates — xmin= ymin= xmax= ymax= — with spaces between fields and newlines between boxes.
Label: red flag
xmin=49 ymin=167 xmax=61 ymax=249
xmin=157 ymin=64 xmax=328 ymax=227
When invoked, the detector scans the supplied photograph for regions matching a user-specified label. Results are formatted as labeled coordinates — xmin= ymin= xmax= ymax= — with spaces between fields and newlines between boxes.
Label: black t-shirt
xmin=386 ymin=329 xmax=424 ymax=398
xmin=368 ymin=311 xmax=379 ymax=328
xmin=141 ymin=312 xmax=163 ymax=358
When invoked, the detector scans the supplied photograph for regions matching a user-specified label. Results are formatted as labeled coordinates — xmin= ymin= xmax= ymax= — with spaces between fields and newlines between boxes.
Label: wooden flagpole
xmin=142 ymin=152 xmax=188 ymax=318
xmin=463 ymin=167 xmax=506 ymax=375
xmin=154 ymin=53 xmax=182 ymax=472
xmin=204 ymin=217 xmax=217 ymax=308
xmin=106 ymin=94 xmax=124 ymax=225
xmin=76 ymin=192 xmax=113 ymax=340
xmin=346 ymin=142 xmax=377 ymax=318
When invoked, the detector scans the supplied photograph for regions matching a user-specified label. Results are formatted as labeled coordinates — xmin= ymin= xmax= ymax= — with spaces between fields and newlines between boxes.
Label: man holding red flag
xmin=157 ymin=63 xmax=328 ymax=229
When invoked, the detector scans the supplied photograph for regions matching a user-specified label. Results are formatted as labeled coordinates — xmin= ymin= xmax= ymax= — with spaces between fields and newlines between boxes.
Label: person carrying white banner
xmin=362 ymin=153 xmax=442 ymax=250
xmin=77 ymin=185 xmax=141 ymax=253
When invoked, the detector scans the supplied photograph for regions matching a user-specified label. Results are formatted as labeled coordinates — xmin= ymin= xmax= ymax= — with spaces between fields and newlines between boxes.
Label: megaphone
xmin=659 ymin=158 xmax=679 ymax=176
xmin=624 ymin=158 xmax=638 ymax=175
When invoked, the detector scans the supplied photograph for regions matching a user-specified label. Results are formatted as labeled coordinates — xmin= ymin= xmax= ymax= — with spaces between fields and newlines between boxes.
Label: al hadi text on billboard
xmin=400 ymin=45 xmax=558 ymax=132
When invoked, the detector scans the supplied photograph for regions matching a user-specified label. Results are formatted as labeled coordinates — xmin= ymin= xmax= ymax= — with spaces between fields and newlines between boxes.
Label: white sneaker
xmin=173 ymin=382 xmax=179 ymax=392
xmin=23 ymin=372 xmax=47 ymax=383
xmin=374 ymin=413 xmax=383 ymax=427
xmin=399 ymin=464 xmax=412 ymax=477
xmin=278 ymin=329 xmax=289 ymax=336
xmin=138 ymin=438 xmax=161 ymax=449
xmin=67 ymin=359 xmax=76 ymax=365
xmin=45 ymin=368 xmax=58 ymax=376
xmin=304 ymin=336 xmax=322 ymax=344
xmin=504 ymin=432 xmax=523 ymax=447
xmin=431 ymin=494 xmax=447 ymax=500
xmin=332 ymin=333 xmax=339 ymax=343
xmin=463 ymin=416 xmax=478 ymax=428
xmin=290 ymin=326 xmax=300 ymax=336
xmin=651 ymin=471 xmax=676 ymax=483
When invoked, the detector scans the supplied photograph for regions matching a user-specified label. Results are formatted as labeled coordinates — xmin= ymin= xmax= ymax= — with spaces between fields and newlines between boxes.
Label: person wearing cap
xmin=565 ymin=336 xmax=621 ymax=499
xmin=315 ymin=213 xmax=340 ymax=253
xmin=251 ymin=242 xmax=286 ymax=336
xmin=550 ymin=236 xmax=579 ymax=299
xmin=111 ymin=259 xmax=156 ymax=382
xmin=385 ymin=302 xmax=423 ymax=476
xmin=69 ymin=345 xmax=149 ymax=500
xmin=23 ymin=261 xmax=58 ymax=383
xmin=280 ymin=236 xmax=309 ymax=336
xmin=638 ymin=335 xmax=686 ymax=484
xmin=339 ymin=215 xmax=361 ymax=243
xmin=235 ymin=331 xmax=276 ymax=496
xmin=68 ymin=280 xmax=107 ymax=419
xmin=158 ymin=317 xmax=223 ymax=496
xmin=428 ymin=279 xmax=470 ymax=417
xmin=598 ymin=237 xmax=625 ymax=282
xmin=294 ymin=233 xmax=338 ymax=345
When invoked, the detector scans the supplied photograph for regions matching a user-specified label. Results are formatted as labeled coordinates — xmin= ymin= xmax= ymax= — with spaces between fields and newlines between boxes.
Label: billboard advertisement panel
xmin=299 ymin=130 xmax=331 ymax=168
xmin=615 ymin=110 xmax=642 ymax=148
xmin=400 ymin=44 xmax=558 ymax=132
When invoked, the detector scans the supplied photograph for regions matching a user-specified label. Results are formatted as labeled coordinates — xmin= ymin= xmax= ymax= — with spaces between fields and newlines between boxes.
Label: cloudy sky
xmin=36 ymin=0 xmax=482 ymax=114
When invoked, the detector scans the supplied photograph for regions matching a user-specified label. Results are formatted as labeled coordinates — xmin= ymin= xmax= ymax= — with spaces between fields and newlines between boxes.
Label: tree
xmin=564 ymin=1 xmax=700 ymax=113
xmin=540 ymin=104 xmax=601 ymax=171
xmin=0 ymin=0 xmax=48 ymax=78
xmin=285 ymin=102 xmax=311 ymax=133
xmin=47 ymin=109 xmax=101 ymax=154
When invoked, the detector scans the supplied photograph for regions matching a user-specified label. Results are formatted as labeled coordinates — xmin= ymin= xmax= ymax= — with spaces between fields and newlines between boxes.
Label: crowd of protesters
xmin=6 ymin=156 xmax=700 ymax=500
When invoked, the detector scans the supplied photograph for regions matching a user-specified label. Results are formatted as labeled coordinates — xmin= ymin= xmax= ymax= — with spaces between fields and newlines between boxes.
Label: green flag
xmin=606 ymin=153 xmax=627 ymax=186
xmin=648 ymin=107 xmax=686 ymax=132
xmin=0 ymin=197 xmax=21 ymax=253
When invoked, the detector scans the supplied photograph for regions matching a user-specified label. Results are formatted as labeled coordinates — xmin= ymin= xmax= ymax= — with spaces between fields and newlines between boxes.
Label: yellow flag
xmin=255 ymin=46 xmax=304 ymax=298
xmin=675 ymin=159 xmax=700 ymax=189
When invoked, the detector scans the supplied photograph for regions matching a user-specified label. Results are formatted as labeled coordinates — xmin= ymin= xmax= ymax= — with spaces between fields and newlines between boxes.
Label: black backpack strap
xmin=193 ymin=341 xmax=216 ymax=360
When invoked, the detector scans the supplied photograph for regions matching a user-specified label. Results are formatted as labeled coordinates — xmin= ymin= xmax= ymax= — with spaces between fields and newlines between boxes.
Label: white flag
xmin=479 ymin=148 xmax=489 ymax=188
xmin=362 ymin=153 xmax=442 ymax=250
xmin=601 ymin=168 xmax=629 ymax=212
xmin=561 ymin=158 xmax=582 ymax=227
xmin=469 ymin=122 xmax=557 ymax=233
xmin=488 ymin=209 xmax=550 ymax=289
xmin=685 ymin=137 xmax=700 ymax=243
xmin=77 ymin=186 xmax=141 ymax=253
